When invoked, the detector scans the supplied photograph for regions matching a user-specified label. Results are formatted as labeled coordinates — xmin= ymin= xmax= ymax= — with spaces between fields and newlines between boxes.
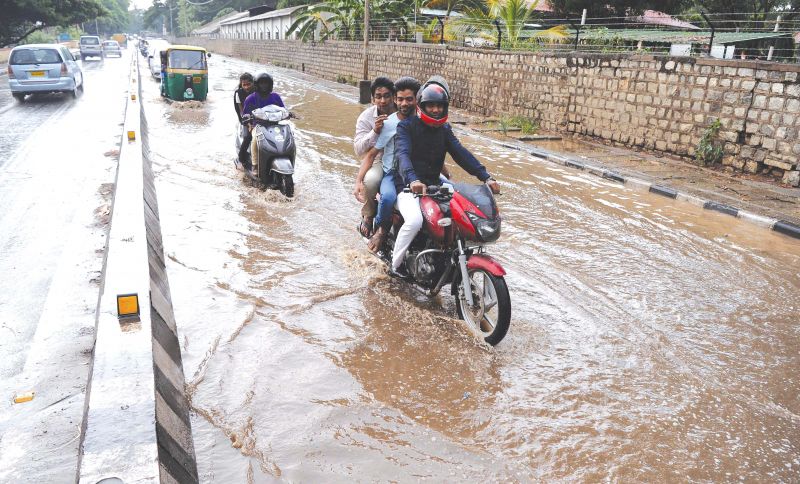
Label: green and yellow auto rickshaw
xmin=159 ymin=45 xmax=209 ymax=101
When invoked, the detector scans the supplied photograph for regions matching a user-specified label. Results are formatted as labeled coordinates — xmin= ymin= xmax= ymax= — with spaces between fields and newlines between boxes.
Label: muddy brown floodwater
xmin=140 ymin=54 xmax=800 ymax=482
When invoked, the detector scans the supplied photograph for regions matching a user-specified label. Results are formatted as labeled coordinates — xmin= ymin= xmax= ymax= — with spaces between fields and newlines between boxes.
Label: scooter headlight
xmin=466 ymin=212 xmax=501 ymax=242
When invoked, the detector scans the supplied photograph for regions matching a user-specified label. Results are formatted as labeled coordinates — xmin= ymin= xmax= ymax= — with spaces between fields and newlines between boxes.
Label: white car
xmin=146 ymin=41 xmax=170 ymax=79
xmin=102 ymin=40 xmax=122 ymax=57
xmin=7 ymin=44 xmax=84 ymax=101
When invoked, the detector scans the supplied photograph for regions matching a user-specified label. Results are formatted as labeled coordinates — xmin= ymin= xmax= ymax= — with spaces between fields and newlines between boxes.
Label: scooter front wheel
xmin=279 ymin=174 xmax=294 ymax=197
xmin=456 ymin=269 xmax=511 ymax=345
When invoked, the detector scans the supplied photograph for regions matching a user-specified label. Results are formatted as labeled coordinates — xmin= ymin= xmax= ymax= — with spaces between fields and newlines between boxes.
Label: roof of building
xmin=418 ymin=8 xmax=464 ymax=18
xmin=192 ymin=11 xmax=249 ymax=35
xmin=579 ymin=29 xmax=792 ymax=45
xmin=221 ymin=5 xmax=305 ymax=26
xmin=632 ymin=10 xmax=700 ymax=30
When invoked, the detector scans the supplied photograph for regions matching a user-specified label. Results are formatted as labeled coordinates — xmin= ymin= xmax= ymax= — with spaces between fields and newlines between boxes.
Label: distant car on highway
xmin=102 ymin=40 xmax=122 ymax=58
xmin=79 ymin=35 xmax=103 ymax=60
xmin=7 ymin=44 xmax=84 ymax=101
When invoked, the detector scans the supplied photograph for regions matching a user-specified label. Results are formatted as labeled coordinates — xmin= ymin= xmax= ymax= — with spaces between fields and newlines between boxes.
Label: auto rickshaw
xmin=159 ymin=45 xmax=209 ymax=101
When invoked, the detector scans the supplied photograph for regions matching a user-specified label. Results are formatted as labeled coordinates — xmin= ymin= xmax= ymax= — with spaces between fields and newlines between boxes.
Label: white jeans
xmin=392 ymin=192 xmax=423 ymax=270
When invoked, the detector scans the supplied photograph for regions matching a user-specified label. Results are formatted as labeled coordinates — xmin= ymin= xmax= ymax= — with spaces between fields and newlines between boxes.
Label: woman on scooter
xmin=238 ymin=72 xmax=285 ymax=169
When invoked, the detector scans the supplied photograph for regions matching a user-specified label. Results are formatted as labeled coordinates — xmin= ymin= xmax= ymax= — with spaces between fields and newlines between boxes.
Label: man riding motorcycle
xmin=393 ymin=77 xmax=500 ymax=277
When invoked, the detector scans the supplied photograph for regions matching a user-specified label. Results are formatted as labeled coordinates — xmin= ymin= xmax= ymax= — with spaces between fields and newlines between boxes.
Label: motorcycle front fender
xmin=466 ymin=254 xmax=506 ymax=277
xmin=451 ymin=253 xmax=506 ymax=296
xmin=271 ymin=157 xmax=294 ymax=175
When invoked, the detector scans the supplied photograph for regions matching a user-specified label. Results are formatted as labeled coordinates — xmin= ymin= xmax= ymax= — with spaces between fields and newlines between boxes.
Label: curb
xmin=78 ymin=53 xmax=198 ymax=483
xmin=460 ymin=132 xmax=800 ymax=240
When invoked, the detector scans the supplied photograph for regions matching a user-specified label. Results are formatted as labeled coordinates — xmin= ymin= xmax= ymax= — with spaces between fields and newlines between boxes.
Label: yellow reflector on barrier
xmin=13 ymin=391 xmax=35 ymax=404
xmin=117 ymin=294 xmax=140 ymax=318
xmin=127 ymin=131 xmax=136 ymax=141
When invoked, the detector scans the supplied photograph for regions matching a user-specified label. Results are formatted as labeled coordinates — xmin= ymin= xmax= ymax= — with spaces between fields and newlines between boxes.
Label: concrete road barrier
xmin=78 ymin=50 xmax=198 ymax=484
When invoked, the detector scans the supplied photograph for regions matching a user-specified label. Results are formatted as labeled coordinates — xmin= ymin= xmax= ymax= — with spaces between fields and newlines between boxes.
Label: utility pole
xmin=359 ymin=0 xmax=371 ymax=103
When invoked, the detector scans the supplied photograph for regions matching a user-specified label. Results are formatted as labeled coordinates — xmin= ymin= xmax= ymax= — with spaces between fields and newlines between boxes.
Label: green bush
xmin=22 ymin=30 xmax=56 ymax=44
xmin=696 ymin=119 xmax=723 ymax=166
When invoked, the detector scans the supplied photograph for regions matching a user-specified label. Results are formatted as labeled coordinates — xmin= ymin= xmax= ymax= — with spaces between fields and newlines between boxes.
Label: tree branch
xmin=2 ymin=24 xmax=46 ymax=48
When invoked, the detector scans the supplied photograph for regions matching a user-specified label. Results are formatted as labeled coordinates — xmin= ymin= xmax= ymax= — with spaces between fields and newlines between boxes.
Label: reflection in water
xmin=143 ymin=55 xmax=800 ymax=481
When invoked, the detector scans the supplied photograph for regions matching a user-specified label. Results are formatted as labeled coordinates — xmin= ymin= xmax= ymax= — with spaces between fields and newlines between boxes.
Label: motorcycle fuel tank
xmin=419 ymin=197 xmax=446 ymax=241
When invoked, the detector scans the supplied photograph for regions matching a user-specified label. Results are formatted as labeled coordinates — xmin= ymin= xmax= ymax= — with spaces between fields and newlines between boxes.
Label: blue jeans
xmin=374 ymin=171 xmax=398 ymax=230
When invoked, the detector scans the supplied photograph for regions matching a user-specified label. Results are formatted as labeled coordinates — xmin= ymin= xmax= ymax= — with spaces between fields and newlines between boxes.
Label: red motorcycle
xmin=372 ymin=182 xmax=511 ymax=345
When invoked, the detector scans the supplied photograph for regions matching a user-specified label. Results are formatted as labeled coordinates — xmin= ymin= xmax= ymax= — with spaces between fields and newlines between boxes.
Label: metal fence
xmin=360 ymin=12 xmax=799 ymax=63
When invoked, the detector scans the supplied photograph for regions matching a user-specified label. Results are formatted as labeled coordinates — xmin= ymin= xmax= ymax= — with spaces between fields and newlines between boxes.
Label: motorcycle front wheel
xmin=280 ymin=174 xmax=294 ymax=197
xmin=456 ymin=269 xmax=511 ymax=346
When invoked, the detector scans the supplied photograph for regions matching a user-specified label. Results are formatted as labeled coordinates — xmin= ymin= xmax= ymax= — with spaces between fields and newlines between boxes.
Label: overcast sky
xmin=130 ymin=0 xmax=154 ymax=11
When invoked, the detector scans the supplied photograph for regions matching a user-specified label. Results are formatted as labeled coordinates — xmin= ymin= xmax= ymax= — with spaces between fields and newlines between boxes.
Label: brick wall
xmin=183 ymin=38 xmax=799 ymax=183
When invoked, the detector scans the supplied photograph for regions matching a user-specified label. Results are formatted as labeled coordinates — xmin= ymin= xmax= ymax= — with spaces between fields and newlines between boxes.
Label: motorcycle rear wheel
xmin=456 ymin=269 xmax=511 ymax=346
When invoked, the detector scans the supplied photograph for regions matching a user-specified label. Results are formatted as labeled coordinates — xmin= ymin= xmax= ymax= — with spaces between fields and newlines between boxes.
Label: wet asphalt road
xmin=0 ymin=51 xmax=128 ymax=481
xmin=141 ymin=53 xmax=800 ymax=481
xmin=0 ymin=47 xmax=798 ymax=482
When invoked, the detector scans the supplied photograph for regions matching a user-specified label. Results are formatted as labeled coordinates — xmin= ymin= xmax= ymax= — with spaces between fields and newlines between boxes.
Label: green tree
xmin=213 ymin=7 xmax=237 ymax=20
xmin=177 ymin=0 xmax=201 ymax=36
xmin=456 ymin=0 xmax=567 ymax=48
xmin=93 ymin=0 xmax=130 ymax=34
xmin=1 ymin=0 xmax=105 ymax=47
xmin=287 ymin=0 xmax=411 ymax=41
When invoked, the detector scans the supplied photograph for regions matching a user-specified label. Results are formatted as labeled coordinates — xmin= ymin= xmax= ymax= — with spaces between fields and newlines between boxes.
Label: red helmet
xmin=416 ymin=82 xmax=449 ymax=127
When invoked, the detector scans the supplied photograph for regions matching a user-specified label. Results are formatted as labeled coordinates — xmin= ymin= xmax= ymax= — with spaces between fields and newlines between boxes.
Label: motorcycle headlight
xmin=466 ymin=212 xmax=501 ymax=242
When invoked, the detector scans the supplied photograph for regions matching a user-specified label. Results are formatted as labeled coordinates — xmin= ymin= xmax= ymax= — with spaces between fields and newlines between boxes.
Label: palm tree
xmin=457 ymin=0 xmax=567 ymax=49
xmin=287 ymin=0 xmax=412 ymax=42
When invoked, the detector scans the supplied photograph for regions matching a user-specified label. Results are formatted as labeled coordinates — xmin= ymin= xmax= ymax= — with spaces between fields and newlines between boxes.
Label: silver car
xmin=8 ymin=44 xmax=84 ymax=101
xmin=102 ymin=40 xmax=122 ymax=58
xmin=79 ymin=35 xmax=103 ymax=60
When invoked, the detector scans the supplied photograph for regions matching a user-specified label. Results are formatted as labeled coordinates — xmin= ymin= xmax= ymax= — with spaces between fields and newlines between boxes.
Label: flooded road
xmin=142 ymin=54 xmax=800 ymax=481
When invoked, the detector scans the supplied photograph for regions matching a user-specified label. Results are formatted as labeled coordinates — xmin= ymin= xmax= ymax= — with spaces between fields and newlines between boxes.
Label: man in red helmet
xmin=391 ymin=77 xmax=500 ymax=278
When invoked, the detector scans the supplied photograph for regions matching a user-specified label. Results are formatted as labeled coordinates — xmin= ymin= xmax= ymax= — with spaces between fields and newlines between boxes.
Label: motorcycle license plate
xmin=30 ymin=71 xmax=45 ymax=77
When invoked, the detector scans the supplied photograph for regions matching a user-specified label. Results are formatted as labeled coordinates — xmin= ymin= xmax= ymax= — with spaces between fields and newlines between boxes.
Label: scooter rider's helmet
xmin=255 ymin=72 xmax=273 ymax=96
xmin=416 ymin=78 xmax=449 ymax=128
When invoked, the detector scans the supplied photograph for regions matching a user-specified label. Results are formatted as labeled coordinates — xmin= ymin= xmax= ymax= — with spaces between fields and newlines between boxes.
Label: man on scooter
xmin=392 ymin=77 xmax=500 ymax=278
xmin=238 ymin=72 xmax=285 ymax=170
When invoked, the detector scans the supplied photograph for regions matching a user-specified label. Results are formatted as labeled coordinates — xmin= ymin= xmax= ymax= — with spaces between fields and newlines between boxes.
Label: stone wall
xmin=183 ymin=38 xmax=799 ymax=184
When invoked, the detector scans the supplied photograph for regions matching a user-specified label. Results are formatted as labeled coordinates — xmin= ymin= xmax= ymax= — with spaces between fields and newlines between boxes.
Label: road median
xmin=78 ymin=51 xmax=198 ymax=484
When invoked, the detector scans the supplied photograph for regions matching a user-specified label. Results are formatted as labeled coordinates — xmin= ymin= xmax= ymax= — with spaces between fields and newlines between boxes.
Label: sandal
xmin=367 ymin=227 xmax=387 ymax=253
xmin=358 ymin=217 xmax=373 ymax=239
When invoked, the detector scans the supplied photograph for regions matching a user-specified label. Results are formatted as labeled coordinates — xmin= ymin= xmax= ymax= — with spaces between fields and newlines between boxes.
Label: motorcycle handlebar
xmin=403 ymin=185 xmax=453 ymax=198
xmin=241 ymin=112 xmax=297 ymax=124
